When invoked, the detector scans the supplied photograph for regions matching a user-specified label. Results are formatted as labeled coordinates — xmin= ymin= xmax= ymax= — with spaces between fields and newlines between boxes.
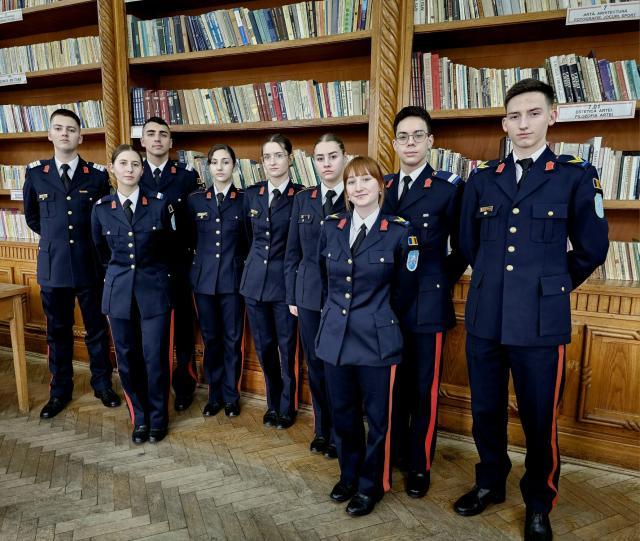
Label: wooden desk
xmin=0 ymin=283 xmax=29 ymax=413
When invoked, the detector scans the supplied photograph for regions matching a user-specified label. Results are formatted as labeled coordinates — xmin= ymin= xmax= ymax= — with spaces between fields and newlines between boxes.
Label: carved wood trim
xmin=0 ymin=243 xmax=38 ymax=263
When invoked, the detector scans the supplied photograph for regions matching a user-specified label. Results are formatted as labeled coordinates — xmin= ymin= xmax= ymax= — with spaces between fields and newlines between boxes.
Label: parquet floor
xmin=0 ymin=350 xmax=638 ymax=541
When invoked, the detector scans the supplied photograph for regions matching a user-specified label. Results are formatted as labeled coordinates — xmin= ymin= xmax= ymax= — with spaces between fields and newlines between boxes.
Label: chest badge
xmin=38 ymin=193 xmax=49 ymax=200
xmin=479 ymin=206 xmax=494 ymax=214
xmin=408 ymin=235 xmax=418 ymax=246
xmin=197 ymin=211 xmax=208 ymax=219
xmin=407 ymin=250 xmax=419 ymax=272
xmin=250 ymin=209 xmax=260 ymax=217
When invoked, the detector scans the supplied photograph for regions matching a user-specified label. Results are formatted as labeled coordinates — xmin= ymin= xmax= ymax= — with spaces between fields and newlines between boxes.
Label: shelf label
xmin=556 ymin=101 xmax=636 ymax=122
xmin=0 ymin=73 xmax=27 ymax=87
xmin=130 ymin=125 xmax=142 ymax=139
xmin=10 ymin=190 xmax=23 ymax=201
xmin=566 ymin=1 xmax=640 ymax=25
xmin=0 ymin=8 xmax=22 ymax=24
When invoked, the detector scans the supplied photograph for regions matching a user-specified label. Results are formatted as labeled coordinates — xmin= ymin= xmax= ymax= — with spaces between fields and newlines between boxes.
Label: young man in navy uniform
xmin=23 ymin=108 xmax=121 ymax=418
xmin=383 ymin=106 xmax=467 ymax=498
xmin=139 ymin=116 xmax=201 ymax=412
xmin=454 ymin=79 xmax=609 ymax=541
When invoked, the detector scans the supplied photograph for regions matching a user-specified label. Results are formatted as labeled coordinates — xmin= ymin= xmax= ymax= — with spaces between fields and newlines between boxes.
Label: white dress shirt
xmin=513 ymin=144 xmax=547 ymax=183
xmin=117 ymin=187 xmax=140 ymax=214
xmin=350 ymin=208 xmax=380 ymax=247
xmin=398 ymin=161 xmax=428 ymax=199
xmin=55 ymin=155 xmax=79 ymax=178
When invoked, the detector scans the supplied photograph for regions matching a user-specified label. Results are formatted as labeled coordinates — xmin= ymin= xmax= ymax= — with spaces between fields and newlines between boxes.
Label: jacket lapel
xmin=399 ymin=163 xmax=434 ymax=211
xmin=271 ymin=181 xmax=294 ymax=216
xmin=44 ymin=158 xmax=66 ymax=194
xmin=68 ymin=157 xmax=88 ymax=191
xmin=495 ymin=156 xmax=517 ymax=201
xmin=353 ymin=213 xmax=384 ymax=255
xmin=219 ymin=185 xmax=239 ymax=215
xmin=513 ymin=147 xmax=556 ymax=205
xmin=131 ymin=194 xmax=149 ymax=226
xmin=385 ymin=174 xmax=400 ymax=212
xmin=110 ymin=198 xmax=133 ymax=228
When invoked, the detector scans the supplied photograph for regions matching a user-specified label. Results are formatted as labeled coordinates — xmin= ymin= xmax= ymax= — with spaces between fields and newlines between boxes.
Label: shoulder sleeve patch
xmin=471 ymin=159 xmax=500 ymax=175
xmin=91 ymin=163 xmax=106 ymax=172
xmin=27 ymin=160 xmax=42 ymax=169
xmin=557 ymin=154 xmax=591 ymax=169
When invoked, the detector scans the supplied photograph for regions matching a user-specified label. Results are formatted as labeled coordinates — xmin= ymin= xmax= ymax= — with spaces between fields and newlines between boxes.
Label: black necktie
xmin=351 ymin=223 xmax=367 ymax=255
xmin=216 ymin=192 xmax=225 ymax=208
xmin=123 ymin=199 xmax=133 ymax=223
xmin=60 ymin=163 xmax=71 ymax=191
xmin=399 ymin=175 xmax=411 ymax=203
xmin=516 ymin=158 xmax=534 ymax=190
xmin=153 ymin=168 xmax=162 ymax=185
xmin=323 ymin=189 xmax=336 ymax=218
xmin=270 ymin=188 xmax=281 ymax=215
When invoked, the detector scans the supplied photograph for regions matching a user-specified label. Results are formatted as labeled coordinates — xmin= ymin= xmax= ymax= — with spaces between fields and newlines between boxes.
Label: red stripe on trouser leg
xmin=546 ymin=344 xmax=565 ymax=509
xmin=106 ymin=316 xmax=135 ymax=425
xmin=383 ymin=364 xmax=397 ymax=493
xmin=238 ymin=310 xmax=247 ymax=393
xmin=169 ymin=309 xmax=175 ymax=388
xmin=424 ymin=331 xmax=443 ymax=471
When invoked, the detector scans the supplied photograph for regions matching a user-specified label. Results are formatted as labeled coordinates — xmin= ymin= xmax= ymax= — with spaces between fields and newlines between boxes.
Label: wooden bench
xmin=0 ymin=283 xmax=29 ymax=413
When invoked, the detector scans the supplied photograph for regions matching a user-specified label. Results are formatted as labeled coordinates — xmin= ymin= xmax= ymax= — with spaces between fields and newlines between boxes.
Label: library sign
xmin=0 ymin=74 xmax=27 ymax=87
xmin=0 ymin=9 xmax=22 ymax=25
xmin=556 ymin=101 xmax=636 ymax=123
xmin=566 ymin=1 xmax=640 ymax=25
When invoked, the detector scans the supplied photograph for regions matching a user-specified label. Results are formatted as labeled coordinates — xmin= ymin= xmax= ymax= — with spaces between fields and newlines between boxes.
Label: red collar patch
xmin=206 ymin=191 xmax=212 ymax=199
xmin=83 ymin=166 xmax=89 ymax=174
xmin=170 ymin=166 xmax=176 ymax=174
xmin=545 ymin=161 xmax=555 ymax=172
xmin=43 ymin=165 xmax=50 ymax=173
xmin=111 ymin=200 xmax=117 ymax=209
xmin=230 ymin=191 xmax=237 ymax=199
xmin=380 ymin=219 xmax=388 ymax=231
xmin=141 ymin=196 xmax=148 ymax=206
xmin=424 ymin=178 xmax=432 ymax=188
xmin=259 ymin=186 xmax=265 ymax=196
xmin=287 ymin=187 xmax=294 ymax=197
xmin=337 ymin=218 xmax=347 ymax=230
xmin=386 ymin=179 xmax=393 ymax=189
xmin=311 ymin=189 xmax=318 ymax=199
xmin=496 ymin=163 xmax=506 ymax=174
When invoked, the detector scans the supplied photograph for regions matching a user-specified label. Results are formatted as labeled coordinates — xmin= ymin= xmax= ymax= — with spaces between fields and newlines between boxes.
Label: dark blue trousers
xmin=298 ymin=307 xmax=332 ymax=440
xmin=108 ymin=297 xmax=171 ymax=429
xmin=40 ymin=285 xmax=113 ymax=399
xmin=170 ymin=269 xmax=197 ymax=398
xmin=466 ymin=333 xmax=566 ymax=513
xmin=392 ymin=331 xmax=445 ymax=473
xmin=245 ymin=298 xmax=298 ymax=416
xmin=325 ymin=362 xmax=396 ymax=498
xmin=194 ymin=292 xmax=244 ymax=405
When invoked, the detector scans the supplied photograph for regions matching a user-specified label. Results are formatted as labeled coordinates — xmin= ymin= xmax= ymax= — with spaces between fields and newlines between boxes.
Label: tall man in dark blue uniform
xmin=383 ymin=106 xmax=467 ymax=498
xmin=454 ymin=79 xmax=609 ymax=541
xmin=139 ymin=117 xmax=201 ymax=411
xmin=23 ymin=108 xmax=121 ymax=418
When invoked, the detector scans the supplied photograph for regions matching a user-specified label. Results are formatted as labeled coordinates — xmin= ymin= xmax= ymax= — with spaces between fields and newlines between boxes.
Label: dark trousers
xmin=170 ymin=270 xmax=197 ymax=397
xmin=245 ymin=298 xmax=298 ymax=416
xmin=466 ymin=333 xmax=566 ymax=513
xmin=392 ymin=331 xmax=445 ymax=473
xmin=298 ymin=307 xmax=332 ymax=440
xmin=40 ymin=285 xmax=113 ymax=399
xmin=108 ymin=298 xmax=171 ymax=429
xmin=325 ymin=362 xmax=396 ymax=498
xmin=194 ymin=292 xmax=244 ymax=405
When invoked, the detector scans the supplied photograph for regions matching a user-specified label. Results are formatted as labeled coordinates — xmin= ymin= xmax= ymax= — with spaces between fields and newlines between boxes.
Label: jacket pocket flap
xmin=368 ymin=251 xmax=394 ymax=264
xmin=476 ymin=204 xmax=499 ymax=218
xmin=532 ymin=203 xmax=568 ymax=219
xmin=374 ymin=311 xmax=399 ymax=328
xmin=470 ymin=270 xmax=484 ymax=289
xmin=540 ymin=274 xmax=572 ymax=296
xmin=419 ymin=274 xmax=446 ymax=291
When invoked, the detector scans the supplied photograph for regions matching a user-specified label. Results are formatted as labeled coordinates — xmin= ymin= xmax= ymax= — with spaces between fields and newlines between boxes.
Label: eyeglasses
xmin=395 ymin=131 xmax=430 ymax=145
xmin=262 ymin=152 xmax=287 ymax=162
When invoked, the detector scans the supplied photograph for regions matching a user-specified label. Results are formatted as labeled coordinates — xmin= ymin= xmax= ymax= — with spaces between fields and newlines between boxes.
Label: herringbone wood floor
xmin=0 ymin=350 xmax=638 ymax=541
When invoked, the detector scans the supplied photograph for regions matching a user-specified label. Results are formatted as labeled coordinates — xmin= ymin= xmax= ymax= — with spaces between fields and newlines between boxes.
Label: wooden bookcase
xmin=0 ymin=0 xmax=637 ymax=468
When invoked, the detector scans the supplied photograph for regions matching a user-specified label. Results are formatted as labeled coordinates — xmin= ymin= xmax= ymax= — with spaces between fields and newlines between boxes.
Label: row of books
xmin=410 ymin=52 xmax=640 ymax=110
xmin=427 ymin=148 xmax=480 ymax=179
xmin=127 ymin=0 xmax=372 ymax=58
xmin=0 ymin=209 xmax=38 ymax=242
xmin=1 ymin=0 xmax=57 ymax=9
xmin=413 ymin=0 xmax=615 ymax=23
xmin=0 ymin=100 xmax=103 ymax=133
xmin=0 ymin=165 xmax=25 ymax=189
xmin=131 ymin=81 xmax=369 ymax=126
xmin=591 ymin=242 xmax=640 ymax=282
xmin=0 ymin=36 xmax=101 ymax=75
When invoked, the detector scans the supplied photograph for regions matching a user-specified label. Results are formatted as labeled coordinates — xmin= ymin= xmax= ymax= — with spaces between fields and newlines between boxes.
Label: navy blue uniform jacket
xmin=91 ymin=191 xmax=174 ymax=320
xmin=315 ymin=213 xmax=418 ymax=367
xmin=240 ymin=181 xmax=303 ymax=302
xmin=23 ymin=157 xmax=110 ymax=288
xmin=284 ymin=186 xmax=346 ymax=311
xmin=460 ymin=148 xmax=609 ymax=347
xmin=187 ymin=185 xmax=249 ymax=295
xmin=383 ymin=164 xmax=467 ymax=332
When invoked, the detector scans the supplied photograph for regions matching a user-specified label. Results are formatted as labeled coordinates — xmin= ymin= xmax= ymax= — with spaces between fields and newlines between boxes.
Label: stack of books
xmin=0 ymin=209 xmax=38 ymax=242
xmin=0 ymin=100 xmax=103 ymax=133
xmin=131 ymin=80 xmax=369 ymax=126
xmin=411 ymin=52 xmax=640 ymax=110
xmin=591 ymin=241 xmax=640 ymax=282
xmin=0 ymin=36 xmax=101 ymax=74
xmin=428 ymin=147 xmax=480 ymax=179
xmin=1 ymin=0 xmax=59 ymax=9
xmin=127 ymin=0 xmax=372 ymax=57
xmin=0 ymin=165 xmax=25 ymax=189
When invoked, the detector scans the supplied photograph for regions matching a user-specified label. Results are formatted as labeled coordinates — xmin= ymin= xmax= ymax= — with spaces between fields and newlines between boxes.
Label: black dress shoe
xmin=94 ymin=388 xmax=121 ymax=408
xmin=40 ymin=397 xmax=69 ymax=419
xmin=525 ymin=509 xmax=552 ymax=541
xmin=276 ymin=413 xmax=295 ymax=429
xmin=406 ymin=471 xmax=430 ymax=499
xmin=149 ymin=427 xmax=168 ymax=443
xmin=324 ymin=443 xmax=338 ymax=459
xmin=224 ymin=401 xmax=240 ymax=417
xmin=330 ymin=481 xmax=356 ymax=502
xmin=174 ymin=394 xmax=193 ymax=412
xmin=263 ymin=409 xmax=278 ymax=427
xmin=453 ymin=485 xmax=506 ymax=517
xmin=132 ymin=425 xmax=149 ymax=444
xmin=346 ymin=492 xmax=381 ymax=516
xmin=203 ymin=402 xmax=223 ymax=417
xmin=310 ymin=435 xmax=327 ymax=453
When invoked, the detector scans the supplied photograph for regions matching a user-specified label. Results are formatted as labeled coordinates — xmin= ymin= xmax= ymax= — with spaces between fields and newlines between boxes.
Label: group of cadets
xmin=23 ymin=78 xmax=609 ymax=541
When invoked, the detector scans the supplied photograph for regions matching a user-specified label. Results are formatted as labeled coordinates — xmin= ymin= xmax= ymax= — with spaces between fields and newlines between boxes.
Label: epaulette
xmin=390 ymin=216 xmax=409 ymax=227
xmin=432 ymin=169 xmax=462 ymax=186
xmin=557 ymin=154 xmax=591 ymax=169
xmin=175 ymin=161 xmax=193 ymax=171
xmin=90 ymin=162 xmax=106 ymax=172
xmin=471 ymin=159 xmax=501 ymax=175
xmin=27 ymin=160 xmax=42 ymax=169
xmin=95 ymin=195 xmax=115 ymax=205
xmin=246 ymin=181 xmax=265 ymax=191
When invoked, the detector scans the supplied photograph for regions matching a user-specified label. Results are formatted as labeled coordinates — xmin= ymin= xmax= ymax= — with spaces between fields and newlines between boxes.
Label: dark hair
xmin=142 ymin=116 xmax=171 ymax=132
xmin=314 ymin=133 xmax=345 ymax=154
xmin=393 ymin=106 xmax=432 ymax=134
xmin=49 ymin=108 xmax=81 ymax=128
xmin=262 ymin=133 xmax=292 ymax=156
xmin=111 ymin=144 xmax=143 ymax=163
xmin=504 ymin=78 xmax=555 ymax=108
xmin=208 ymin=143 xmax=236 ymax=165
xmin=342 ymin=156 xmax=385 ymax=210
